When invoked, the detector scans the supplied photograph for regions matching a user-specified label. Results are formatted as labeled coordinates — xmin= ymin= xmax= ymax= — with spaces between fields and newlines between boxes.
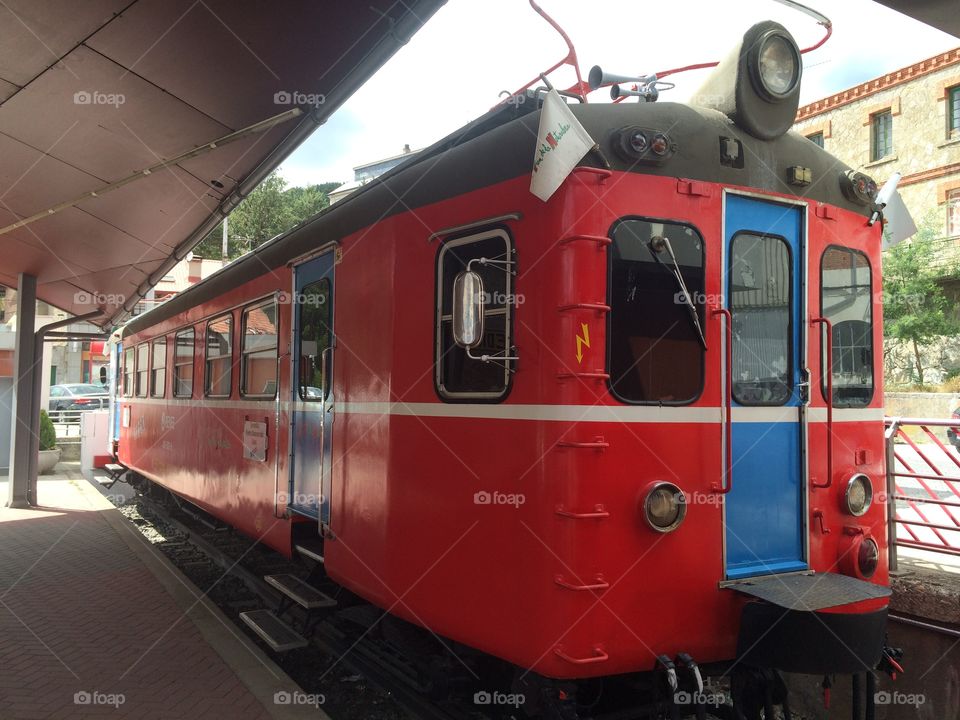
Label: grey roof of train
xmin=122 ymin=97 xmax=868 ymax=338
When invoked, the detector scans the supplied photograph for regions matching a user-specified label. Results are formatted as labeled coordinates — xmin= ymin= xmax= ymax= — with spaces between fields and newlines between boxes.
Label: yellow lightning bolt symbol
xmin=575 ymin=322 xmax=590 ymax=364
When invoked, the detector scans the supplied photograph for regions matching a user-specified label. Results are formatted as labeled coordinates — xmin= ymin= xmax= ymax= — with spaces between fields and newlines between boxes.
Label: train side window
xmin=123 ymin=347 xmax=134 ymax=397
xmin=135 ymin=343 xmax=148 ymax=397
xmin=298 ymin=280 xmax=331 ymax=401
xmin=242 ymin=300 xmax=278 ymax=398
xmin=205 ymin=314 xmax=233 ymax=398
xmin=150 ymin=337 xmax=166 ymax=398
xmin=608 ymin=218 xmax=705 ymax=404
xmin=821 ymin=246 xmax=873 ymax=407
xmin=173 ymin=329 xmax=195 ymax=398
xmin=435 ymin=230 xmax=514 ymax=401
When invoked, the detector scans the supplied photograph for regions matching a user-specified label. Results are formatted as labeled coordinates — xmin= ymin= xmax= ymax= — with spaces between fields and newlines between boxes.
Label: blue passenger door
xmin=723 ymin=194 xmax=806 ymax=580
xmin=290 ymin=251 xmax=335 ymax=527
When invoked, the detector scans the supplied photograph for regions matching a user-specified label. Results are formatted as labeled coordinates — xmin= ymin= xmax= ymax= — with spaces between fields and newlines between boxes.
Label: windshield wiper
xmin=648 ymin=235 xmax=708 ymax=350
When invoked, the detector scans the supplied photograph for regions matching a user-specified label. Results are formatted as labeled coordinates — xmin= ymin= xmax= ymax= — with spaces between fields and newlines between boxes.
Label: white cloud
xmin=278 ymin=0 xmax=958 ymax=187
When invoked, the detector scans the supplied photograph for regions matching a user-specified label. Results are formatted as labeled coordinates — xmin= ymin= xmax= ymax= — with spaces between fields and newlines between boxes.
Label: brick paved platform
xmin=0 ymin=469 xmax=324 ymax=719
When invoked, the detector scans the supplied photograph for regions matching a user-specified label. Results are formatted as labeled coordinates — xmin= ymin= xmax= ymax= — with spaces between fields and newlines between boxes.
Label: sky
xmin=276 ymin=0 xmax=960 ymax=188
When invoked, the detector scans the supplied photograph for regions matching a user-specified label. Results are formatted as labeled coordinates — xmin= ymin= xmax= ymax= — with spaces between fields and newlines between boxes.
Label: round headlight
xmin=755 ymin=32 xmax=800 ymax=99
xmin=845 ymin=473 xmax=873 ymax=517
xmin=643 ymin=482 xmax=686 ymax=533
xmin=858 ymin=537 xmax=879 ymax=579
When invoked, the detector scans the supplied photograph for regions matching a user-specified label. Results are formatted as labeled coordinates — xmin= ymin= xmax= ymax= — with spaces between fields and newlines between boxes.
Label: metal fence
xmin=48 ymin=409 xmax=84 ymax=440
xmin=885 ymin=417 xmax=960 ymax=567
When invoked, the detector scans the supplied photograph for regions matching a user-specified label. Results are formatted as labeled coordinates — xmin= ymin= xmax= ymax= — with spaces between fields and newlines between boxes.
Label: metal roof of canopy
xmin=874 ymin=0 xmax=960 ymax=37
xmin=0 ymin=0 xmax=444 ymax=328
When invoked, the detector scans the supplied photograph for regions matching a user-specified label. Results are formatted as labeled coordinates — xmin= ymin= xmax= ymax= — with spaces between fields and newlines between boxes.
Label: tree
xmin=883 ymin=216 xmax=960 ymax=385
xmin=192 ymin=174 xmax=340 ymax=260
xmin=39 ymin=410 xmax=56 ymax=451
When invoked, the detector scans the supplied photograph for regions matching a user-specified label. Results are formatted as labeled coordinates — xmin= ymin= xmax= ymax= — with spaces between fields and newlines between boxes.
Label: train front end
xmin=491 ymin=20 xmax=898 ymax=717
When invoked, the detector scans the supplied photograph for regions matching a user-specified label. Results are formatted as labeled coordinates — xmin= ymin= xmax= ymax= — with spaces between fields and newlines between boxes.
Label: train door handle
xmin=712 ymin=308 xmax=733 ymax=494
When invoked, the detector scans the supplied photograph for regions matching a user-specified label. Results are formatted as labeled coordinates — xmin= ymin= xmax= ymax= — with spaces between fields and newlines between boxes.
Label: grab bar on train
xmin=712 ymin=308 xmax=733 ymax=494
xmin=810 ymin=317 xmax=833 ymax=489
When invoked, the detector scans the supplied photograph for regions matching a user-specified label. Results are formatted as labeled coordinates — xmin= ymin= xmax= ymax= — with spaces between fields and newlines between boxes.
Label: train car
xmin=115 ymin=18 xmax=899 ymax=719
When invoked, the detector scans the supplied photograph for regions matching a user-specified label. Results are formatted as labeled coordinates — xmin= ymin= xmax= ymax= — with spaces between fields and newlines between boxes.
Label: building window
xmin=150 ymin=338 xmax=166 ymax=398
xmin=205 ymin=314 xmax=233 ymax=397
xmin=807 ymin=132 xmax=824 ymax=148
xmin=871 ymin=110 xmax=892 ymax=161
xmin=435 ymin=230 xmax=514 ymax=400
xmin=173 ymin=328 xmax=194 ymax=398
xmin=948 ymin=188 xmax=960 ymax=238
xmin=123 ymin=347 xmax=134 ymax=397
xmin=821 ymin=246 xmax=873 ymax=408
xmin=950 ymin=86 xmax=960 ymax=137
xmin=135 ymin=343 xmax=148 ymax=397
xmin=241 ymin=300 xmax=278 ymax=398
xmin=608 ymin=218 xmax=705 ymax=404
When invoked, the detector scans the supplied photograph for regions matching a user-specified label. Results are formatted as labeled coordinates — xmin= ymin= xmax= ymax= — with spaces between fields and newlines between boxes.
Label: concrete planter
xmin=38 ymin=448 xmax=61 ymax=475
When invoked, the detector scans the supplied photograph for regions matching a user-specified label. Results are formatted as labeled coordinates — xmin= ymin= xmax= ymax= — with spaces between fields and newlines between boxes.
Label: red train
xmin=114 ymin=18 xmax=897 ymax=719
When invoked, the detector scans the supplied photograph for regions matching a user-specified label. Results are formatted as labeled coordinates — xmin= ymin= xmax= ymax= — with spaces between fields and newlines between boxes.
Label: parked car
xmin=48 ymin=383 xmax=110 ymax=412
xmin=948 ymin=407 xmax=960 ymax=451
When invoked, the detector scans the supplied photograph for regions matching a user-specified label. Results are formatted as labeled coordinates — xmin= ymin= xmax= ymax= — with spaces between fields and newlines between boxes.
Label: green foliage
xmin=883 ymin=216 xmax=960 ymax=385
xmin=39 ymin=410 xmax=56 ymax=451
xmin=192 ymin=174 xmax=341 ymax=260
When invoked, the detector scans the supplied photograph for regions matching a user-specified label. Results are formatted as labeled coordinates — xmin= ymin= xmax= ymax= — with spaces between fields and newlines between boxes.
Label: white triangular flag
xmin=875 ymin=173 xmax=917 ymax=250
xmin=530 ymin=88 xmax=595 ymax=202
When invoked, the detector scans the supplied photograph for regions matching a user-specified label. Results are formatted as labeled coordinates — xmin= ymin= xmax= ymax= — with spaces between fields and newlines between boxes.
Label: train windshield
xmin=608 ymin=218 xmax=705 ymax=404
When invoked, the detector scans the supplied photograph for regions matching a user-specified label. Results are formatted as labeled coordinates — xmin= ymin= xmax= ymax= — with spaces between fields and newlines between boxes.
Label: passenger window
xmin=173 ymin=329 xmax=194 ymax=398
xmin=298 ymin=280 xmax=331 ymax=401
xmin=123 ymin=347 xmax=133 ymax=397
xmin=729 ymin=233 xmax=792 ymax=406
xmin=821 ymin=246 xmax=873 ymax=407
xmin=608 ymin=218 xmax=705 ymax=404
xmin=242 ymin=301 xmax=278 ymax=398
xmin=150 ymin=338 xmax=166 ymax=398
xmin=135 ymin=343 xmax=148 ymax=398
xmin=205 ymin=314 xmax=233 ymax=398
xmin=435 ymin=230 xmax=514 ymax=400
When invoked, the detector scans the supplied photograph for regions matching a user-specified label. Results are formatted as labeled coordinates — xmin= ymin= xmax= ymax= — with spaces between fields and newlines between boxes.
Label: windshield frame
xmin=606 ymin=215 xmax=707 ymax=406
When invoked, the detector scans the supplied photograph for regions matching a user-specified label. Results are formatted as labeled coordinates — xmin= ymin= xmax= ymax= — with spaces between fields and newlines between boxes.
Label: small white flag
xmin=530 ymin=88 xmax=595 ymax=202
xmin=874 ymin=172 xmax=917 ymax=250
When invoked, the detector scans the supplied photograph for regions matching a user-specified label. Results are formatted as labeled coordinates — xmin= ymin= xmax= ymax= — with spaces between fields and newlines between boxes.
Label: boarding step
xmin=265 ymin=574 xmax=337 ymax=610
xmin=92 ymin=469 xmax=115 ymax=486
xmin=294 ymin=540 xmax=325 ymax=564
xmin=239 ymin=609 xmax=308 ymax=652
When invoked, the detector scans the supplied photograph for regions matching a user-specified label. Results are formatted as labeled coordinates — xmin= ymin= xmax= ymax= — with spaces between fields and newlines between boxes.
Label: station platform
xmin=0 ymin=467 xmax=325 ymax=719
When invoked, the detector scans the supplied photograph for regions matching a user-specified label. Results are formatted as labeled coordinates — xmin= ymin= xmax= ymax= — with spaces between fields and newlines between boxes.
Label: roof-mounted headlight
xmin=691 ymin=21 xmax=803 ymax=140
xmin=752 ymin=31 xmax=801 ymax=100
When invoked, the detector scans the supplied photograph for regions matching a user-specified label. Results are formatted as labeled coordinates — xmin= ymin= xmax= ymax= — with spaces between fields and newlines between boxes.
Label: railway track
xmin=119 ymin=487 xmax=477 ymax=720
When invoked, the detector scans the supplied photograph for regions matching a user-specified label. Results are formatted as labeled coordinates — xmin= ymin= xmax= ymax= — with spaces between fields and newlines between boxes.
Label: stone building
xmin=794 ymin=48 xmax=960 ymax=242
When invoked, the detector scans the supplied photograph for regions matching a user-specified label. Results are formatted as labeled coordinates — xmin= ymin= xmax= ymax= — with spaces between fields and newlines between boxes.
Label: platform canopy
xmin=0 ymin=0 xmax=444 ymax=328
xmin=875 ymin=0 xmax=960 ymax=37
